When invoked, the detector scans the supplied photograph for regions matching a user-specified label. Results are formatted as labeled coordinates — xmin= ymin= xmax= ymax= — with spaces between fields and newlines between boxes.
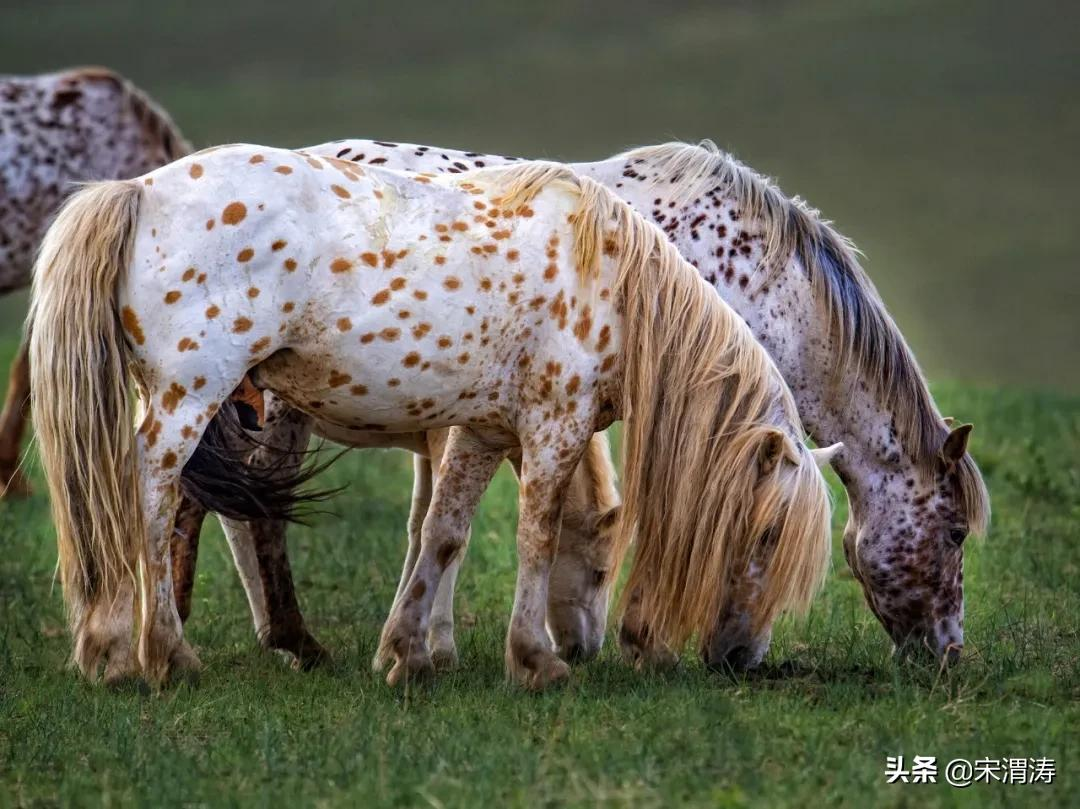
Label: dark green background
xmin=1 ymin=0 xmax=1077 ymax=390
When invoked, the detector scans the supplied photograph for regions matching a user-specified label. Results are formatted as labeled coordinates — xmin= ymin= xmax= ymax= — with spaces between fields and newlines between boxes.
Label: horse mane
xmin=618 ymin=141 xmax=989 ymax=534
xmin=70 ymin=67 xmax=192 ymax=162
xmin=475 ymin=161 xmax=833 ymax=645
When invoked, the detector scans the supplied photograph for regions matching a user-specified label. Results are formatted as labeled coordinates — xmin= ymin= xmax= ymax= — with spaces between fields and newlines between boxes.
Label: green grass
xmin=1 ymin=379 xmax=1077 ymax=807
xmin=1 ymin=0 xmax=1077 ymax=804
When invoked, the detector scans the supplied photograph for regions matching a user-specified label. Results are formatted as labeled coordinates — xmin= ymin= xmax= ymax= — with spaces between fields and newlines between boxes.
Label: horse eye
xmin=948 ymin=528 xmax=967 ymax=546
xmin=592 ymin=569 xmax=607 ymax=586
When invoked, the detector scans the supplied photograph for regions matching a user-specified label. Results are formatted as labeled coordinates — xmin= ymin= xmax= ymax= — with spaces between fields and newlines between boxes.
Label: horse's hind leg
xmin=136 ymin=379 xmax=252 ymax=685
xmin=0 ymin=338 xmax=31 ymax=497
xmin=504 ymin=429 xmax=591 ymax=690
xmin=378 ymin=428 xmax=506 ymax=685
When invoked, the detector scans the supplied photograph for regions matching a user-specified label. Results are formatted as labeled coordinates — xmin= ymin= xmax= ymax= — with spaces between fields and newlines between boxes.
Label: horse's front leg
xmin=504 ymin=429 xmax=591 ymax=690
xmin=377 ymin=427 xmax=506 ymax=686
xmin=217 ymin=400 xmax=328 ymax=669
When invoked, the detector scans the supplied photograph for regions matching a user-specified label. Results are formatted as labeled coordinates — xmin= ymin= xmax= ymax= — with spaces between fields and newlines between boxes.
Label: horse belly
xmin=254 ymin=308 xmax=508 ymax=434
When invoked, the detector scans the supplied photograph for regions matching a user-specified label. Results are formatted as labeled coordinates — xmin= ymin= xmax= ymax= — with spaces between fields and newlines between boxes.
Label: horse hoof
xmin=508 ymin=647 xmax=571 ymax=691
xmin=385 ymin=647 xmax=434 ymax=687
xmin=430 ymin=643 xmax=459 ymax=672
xmin=292 ymin=640 xmax=331 ymax=672
xmin=168 ymin=641 xmax=203 ymax=685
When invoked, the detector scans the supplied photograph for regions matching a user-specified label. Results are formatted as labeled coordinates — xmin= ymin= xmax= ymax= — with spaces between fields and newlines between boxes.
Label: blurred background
xmin=2 ymin=0 xmax=1076 ymax=391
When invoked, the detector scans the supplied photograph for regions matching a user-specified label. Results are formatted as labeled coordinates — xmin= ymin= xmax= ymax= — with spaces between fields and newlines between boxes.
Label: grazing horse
xmin=30 ymin=147 xmax=835 ymax=688
xmin=0 ymin=66 xmax=189 ymax=495
xmin=180 ymin=137 xmax=989 ymax=668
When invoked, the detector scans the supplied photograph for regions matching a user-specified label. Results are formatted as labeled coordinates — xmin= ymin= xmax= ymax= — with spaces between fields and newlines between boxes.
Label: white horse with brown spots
xmin=0 ymin=66 xmax=188 ymax=496
xmin=212 ymin=137 xmax=988 ymax=669
xmin=30 ymin=146 xmax=836 ymax=688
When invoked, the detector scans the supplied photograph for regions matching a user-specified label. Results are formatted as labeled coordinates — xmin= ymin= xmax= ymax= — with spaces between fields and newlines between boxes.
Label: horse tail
xmin=29 ymin=180 xmax=145 ymax=663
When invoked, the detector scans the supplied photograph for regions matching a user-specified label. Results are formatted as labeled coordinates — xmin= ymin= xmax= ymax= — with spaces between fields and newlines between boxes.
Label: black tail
xmin=180 ymin=404 xmax=343 ymax=522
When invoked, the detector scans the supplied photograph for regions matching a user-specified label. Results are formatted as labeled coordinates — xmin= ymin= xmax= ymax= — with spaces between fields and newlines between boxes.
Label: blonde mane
xmin=617 ymin=141 xmax=989 ymax=534
xmin=474 ymin=161 xmax=833 ymax=646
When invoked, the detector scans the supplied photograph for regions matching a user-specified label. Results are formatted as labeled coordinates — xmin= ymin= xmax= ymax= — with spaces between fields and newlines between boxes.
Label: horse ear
xmin=809 ymin=442 xmax=843 ymax=469
xmin=941 ymin=423 xmax=973 ymax=465
xmin=594 ymin=506 xmax=620 ymax=534
xmin=758 ymin=430 xmax=797 ymax=476
xmin=942 ymin=416 xmax=956 ymax=427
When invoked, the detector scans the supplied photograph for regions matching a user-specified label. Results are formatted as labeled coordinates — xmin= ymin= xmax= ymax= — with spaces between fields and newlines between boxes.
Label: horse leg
xmin=136 ymin=387 xmax=251 ymax=685
xmin=217 ymin=400 xmax=327 ymax=669
xmin=0 ymin=338 xmax=31 ymax=497
xmin=170 ymin=494 xmax=208 ymax=624
xmin=503 ymin=431 xmax=590 ymax=690
xmin=394 ymin=452 xmax=432 ymax=604
xmin=220 ymin=516 xmax=329 ymax=670
xmin=421 ymin=429 xmax=471 ymax=670
xmin=377 ymin=428 xmax=506 ymax=685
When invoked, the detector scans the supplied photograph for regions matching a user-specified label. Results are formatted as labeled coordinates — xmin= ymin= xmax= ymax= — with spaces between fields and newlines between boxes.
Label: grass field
xmin=1 ymin=367 xmax=1077 ymax=806
xmin=1 ymin=0 xmax=1078 ymax=805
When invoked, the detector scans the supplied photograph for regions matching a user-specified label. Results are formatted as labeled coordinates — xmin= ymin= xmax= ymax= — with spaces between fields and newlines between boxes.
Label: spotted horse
xmin=30 ymin=147 xmax=837 ymax=688
xmin=175 ymin=138 xmax=990 ymax=670
xmin=0 ymin=66 xmax=189 ymax=496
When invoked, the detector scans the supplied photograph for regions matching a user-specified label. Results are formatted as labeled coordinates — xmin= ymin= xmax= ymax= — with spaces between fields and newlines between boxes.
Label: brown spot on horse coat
xmin=331 ymin=184 xmax=351 ymax=199
xmin=331 ymin=258 xmax=353 ymax=273
xmin=205 ymin=305 xmax=220 ymax=319
xmin=221 ymin=202 xmax=247 ymax=225
xmin=233 ymin=317 xmax=253 ymax=333
xmin=250 ymin=337 xmax=271 ymax=355
xmin=162 ymin=451 xmax=178 ymax=470
xmin=237 ymin=247 xmax=254 ymax=263
xmin=121 ymin=307 xmax=145 ymax=345
xmin=361 ymin=252 xmax=379 ymax=267
xmin=162 ymin=382 xmax=187 ymax=414
xmin=164 ymin=290 xmax=181 ymax=304
xmin=336 ymin=317 xmax=352 ymax=332
xmin=189 ymin=163 xmax=203 ymax=179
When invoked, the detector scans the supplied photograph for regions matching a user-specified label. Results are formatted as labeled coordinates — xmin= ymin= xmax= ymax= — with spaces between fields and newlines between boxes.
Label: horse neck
xmin=573 ymin=155 xmax=925 ymax=511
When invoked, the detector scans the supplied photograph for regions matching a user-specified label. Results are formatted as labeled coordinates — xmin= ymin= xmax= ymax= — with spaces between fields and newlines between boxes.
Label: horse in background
xmin=29 ymin=149 xmax=836 ymax=688
xmin=0 ymin=66 xmax=189 ymax=495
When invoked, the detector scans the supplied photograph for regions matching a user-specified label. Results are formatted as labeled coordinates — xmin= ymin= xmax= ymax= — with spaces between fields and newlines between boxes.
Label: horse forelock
xmin=618 ymin=141 xmax=988 ymax=524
